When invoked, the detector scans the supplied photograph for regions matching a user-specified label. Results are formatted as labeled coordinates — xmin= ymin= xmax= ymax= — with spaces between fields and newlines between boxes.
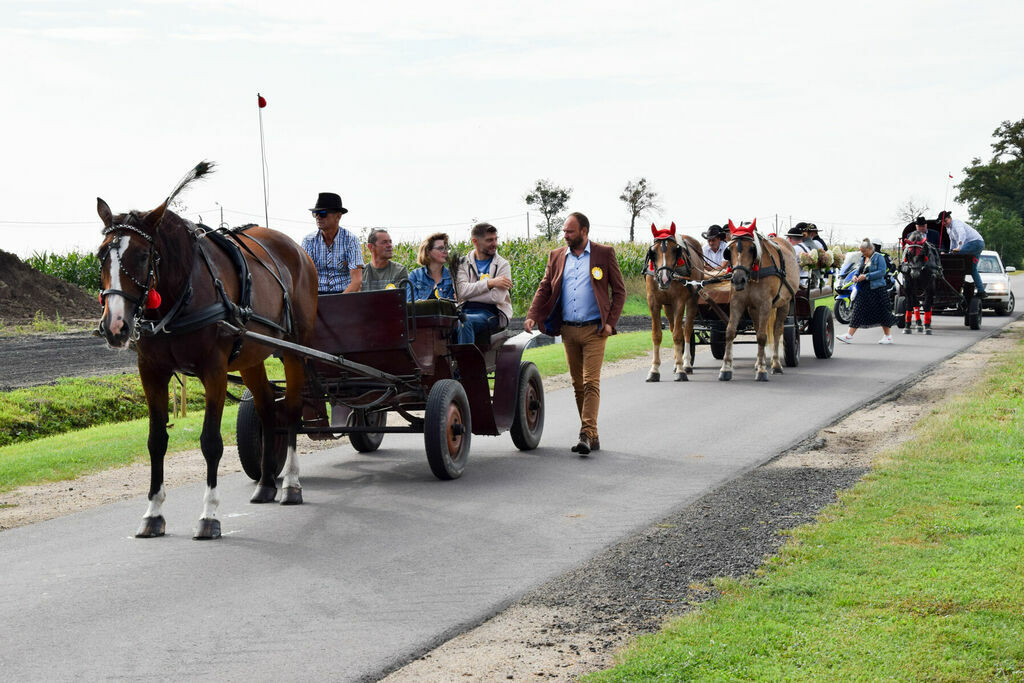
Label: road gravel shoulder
xmin=378 ymin=323 xmax=1021 ymax=682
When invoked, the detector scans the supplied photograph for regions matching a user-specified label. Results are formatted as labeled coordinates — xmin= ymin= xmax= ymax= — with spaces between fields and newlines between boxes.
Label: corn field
xmin=26 ymin=251 xmax=102 ymax=293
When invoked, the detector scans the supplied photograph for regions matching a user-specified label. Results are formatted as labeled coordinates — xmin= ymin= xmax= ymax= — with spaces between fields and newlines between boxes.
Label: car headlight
xmin=989 ymin=283 xmax=1007 ymax=292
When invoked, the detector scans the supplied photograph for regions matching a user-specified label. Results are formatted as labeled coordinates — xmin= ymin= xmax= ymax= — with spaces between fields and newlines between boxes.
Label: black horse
xmin=899 ymin=233 xmax=940 ymax=335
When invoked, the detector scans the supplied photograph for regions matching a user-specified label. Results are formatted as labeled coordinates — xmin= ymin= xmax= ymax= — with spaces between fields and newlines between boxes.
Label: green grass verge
xmin=0 ymin=331 xmax=670 ymax=494
xmin=589 ymin=338 xmax=1024 ymax=681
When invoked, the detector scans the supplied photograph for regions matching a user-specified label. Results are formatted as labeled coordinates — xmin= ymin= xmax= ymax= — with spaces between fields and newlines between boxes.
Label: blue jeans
xmin=459 ymin=309 xmax=500 ymax=344
xmin=959 ymin=239 xmax=986 ymax=295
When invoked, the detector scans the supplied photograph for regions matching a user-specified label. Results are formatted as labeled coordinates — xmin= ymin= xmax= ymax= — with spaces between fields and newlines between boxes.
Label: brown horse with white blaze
xmin=96 ymin=161 xmax=318 ymax=539
xmin=718 ymin=219 xmax=799 ymax=382
xmin=644 ymin=222 xmax=705 ymax=381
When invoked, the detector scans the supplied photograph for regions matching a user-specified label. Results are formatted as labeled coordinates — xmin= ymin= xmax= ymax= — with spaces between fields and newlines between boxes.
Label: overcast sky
xmin=2 ymin=0 xmax=1022 ymax=257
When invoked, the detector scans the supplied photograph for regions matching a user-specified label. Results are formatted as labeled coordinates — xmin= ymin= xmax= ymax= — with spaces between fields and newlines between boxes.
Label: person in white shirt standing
xmin=939 ymin=210 xmax=987 ymax=297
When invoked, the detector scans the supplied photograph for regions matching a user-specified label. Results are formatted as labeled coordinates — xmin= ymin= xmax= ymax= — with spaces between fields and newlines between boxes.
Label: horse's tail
xmin=765 ymin=307 xmax=778 ymax=345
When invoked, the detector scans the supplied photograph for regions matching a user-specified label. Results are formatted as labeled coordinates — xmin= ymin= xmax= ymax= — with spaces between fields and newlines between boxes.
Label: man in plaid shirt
xmin=301 ymin=192 xmax=364 ymax=293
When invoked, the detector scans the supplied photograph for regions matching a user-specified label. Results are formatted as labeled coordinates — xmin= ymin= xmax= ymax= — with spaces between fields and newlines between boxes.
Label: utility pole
xmin=526 ymin=211 xmax=530 ymax=239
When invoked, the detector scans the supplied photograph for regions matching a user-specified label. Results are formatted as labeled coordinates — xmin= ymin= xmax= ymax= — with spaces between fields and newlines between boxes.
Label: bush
xmin=25 ymin=251 xmax=102 ymax=292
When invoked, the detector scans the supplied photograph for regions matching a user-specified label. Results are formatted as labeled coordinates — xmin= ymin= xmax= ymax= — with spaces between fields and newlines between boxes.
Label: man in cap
xmin=701 ymin=224 xmax=728 ymax=272
xmin=939 ymin=210 xmax=986 ymax=297
xmin=361 ymin=228 xmax=408 ymax=292
xmin=301 ymin=192 xmax=363 ymax=294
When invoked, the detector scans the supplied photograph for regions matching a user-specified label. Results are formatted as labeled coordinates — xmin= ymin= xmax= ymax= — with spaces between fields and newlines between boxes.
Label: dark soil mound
xmin=0 ymin=249 xmax=101 ymax=323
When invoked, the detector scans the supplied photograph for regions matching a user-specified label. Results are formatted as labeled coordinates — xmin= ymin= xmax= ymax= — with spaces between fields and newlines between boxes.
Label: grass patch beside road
xmin=0 ymin=331 xmax=669 ymax=493
xmin=590 ymin=339 xmax=1024 ymax=681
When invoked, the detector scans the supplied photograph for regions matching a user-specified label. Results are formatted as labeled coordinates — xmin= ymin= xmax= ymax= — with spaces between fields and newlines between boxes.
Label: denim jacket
xmin=860 ymin=251 xmax=888 ymax=290
xmin=407 ymin=266 xmax=456 ymax=301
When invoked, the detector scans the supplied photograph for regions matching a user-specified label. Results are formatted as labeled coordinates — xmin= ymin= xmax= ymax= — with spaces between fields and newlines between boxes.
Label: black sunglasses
xmin=312 ymin=210 xmax=330 ymax=218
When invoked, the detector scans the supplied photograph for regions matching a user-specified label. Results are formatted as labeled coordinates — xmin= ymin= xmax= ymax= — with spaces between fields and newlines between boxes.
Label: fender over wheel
xmin=510 ymin=362 xmax=544 ymax=450
xmin=811 ymin=306 xmax=835 ymax=359
xmin=424 ymin=379 xmax=472 ymax=480
xmin=236 ymin=389 xmax=287 ymax=481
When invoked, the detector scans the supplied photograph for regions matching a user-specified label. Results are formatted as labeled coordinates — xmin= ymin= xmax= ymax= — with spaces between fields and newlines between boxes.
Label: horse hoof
xmin=193 ymin=518 xmax=221 ymax=540
xmin=772 ymin=366 xmax=783 ymax=375
xmin=756 ymin=372 xmax=769 ymax=382
xmin=925 ymin=329 xmax=933 ymax=335
xmin=280 ymin=486 xmax=303 ymax=506
xmin=674 ymin=372 xmax=688 ymax=382
xmin=718 ymin=371 xmax=732 ymax=382
xmin=646 ymin=372 xmax=660 ymax=382
xmin=685 ymin=367 xmax=693 ymax=375
xmin=250 ymin=484 xmax=277 ymax=504
xmin=135 ymin=516 xmax=166 ymax=538
xmin=903 ymin=328 xmax=912 ymax=334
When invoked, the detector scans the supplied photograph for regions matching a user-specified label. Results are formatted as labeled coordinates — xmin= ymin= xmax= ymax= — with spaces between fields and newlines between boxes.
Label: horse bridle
xmin=725 ymin=234 xmax=760 ymax=279
xmin=645 ymin=237 xmax=690 ymax=288
xmin=98 ymin=222 xmax=160 ymax=341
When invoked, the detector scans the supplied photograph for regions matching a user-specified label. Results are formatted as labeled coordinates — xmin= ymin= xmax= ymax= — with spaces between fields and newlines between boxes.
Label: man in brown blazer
xmin=524 ymin=212 xmax=626 ymax=455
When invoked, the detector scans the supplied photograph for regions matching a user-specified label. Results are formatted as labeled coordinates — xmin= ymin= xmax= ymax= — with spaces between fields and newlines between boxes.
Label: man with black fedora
xmin=786 ymin=225 xmax=812 ymax=287
xmin=301 ymin=192 xmax=363 ymax=294
xmin=700 ymin=224 xmax=728 ymax=270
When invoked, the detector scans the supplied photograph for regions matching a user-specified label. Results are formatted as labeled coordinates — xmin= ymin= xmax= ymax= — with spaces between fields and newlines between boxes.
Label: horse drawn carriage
xmin=230 ymin=287 xmax=545 ymax=481
xmin=895 ymin=219 xmax=984 ymax=331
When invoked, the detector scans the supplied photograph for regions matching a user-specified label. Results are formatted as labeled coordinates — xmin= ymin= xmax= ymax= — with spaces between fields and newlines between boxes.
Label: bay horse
xmin=644 ymin=222 xmax=705 ymax=381
xmin=899 ymin=232 xmax=939 ymax=334
xmin=96 ymin=161 xmax=318 ymax=539
xmin=718 ymin=219 xmax=799 ymax=381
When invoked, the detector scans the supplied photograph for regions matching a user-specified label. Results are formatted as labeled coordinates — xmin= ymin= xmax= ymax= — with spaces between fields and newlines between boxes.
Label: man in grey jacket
xmin=455 ymin=222 xmax=513 ymax=344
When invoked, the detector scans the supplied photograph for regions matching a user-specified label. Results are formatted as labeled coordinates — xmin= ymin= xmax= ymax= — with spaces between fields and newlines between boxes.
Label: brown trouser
xmin=560 ymin=323 xmax=608 ymax=441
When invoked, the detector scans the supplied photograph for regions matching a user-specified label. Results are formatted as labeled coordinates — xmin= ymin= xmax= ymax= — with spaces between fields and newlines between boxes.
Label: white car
xmin=968 ymin=250 xmax=1016 ymax=315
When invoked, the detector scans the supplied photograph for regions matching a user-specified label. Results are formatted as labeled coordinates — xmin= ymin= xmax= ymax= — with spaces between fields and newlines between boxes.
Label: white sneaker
xmin=838 ymin=333 xmax=854 ymax=344
xmin=878 ymin=335 xmax=893 ymax=345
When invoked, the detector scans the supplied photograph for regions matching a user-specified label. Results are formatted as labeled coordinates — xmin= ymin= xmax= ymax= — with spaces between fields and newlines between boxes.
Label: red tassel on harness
xmin=145 ymin=289 xmax=162 ymax=309
xmin=752 ymin=264 xmax=760 ymax=272
xmin=676 ymin=257 xmax=685 ymax=267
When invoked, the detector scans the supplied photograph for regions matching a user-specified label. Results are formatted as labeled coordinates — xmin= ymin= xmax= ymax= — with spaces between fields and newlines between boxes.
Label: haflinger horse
xmin=718 ymin=219 xmax=800 ymax=382
xmin=96 ymin=161 xmax=318 ymax=539
xmin=899 ymin=231 xmax=939 ymax=335
xmin=644 ymin=222 xmax=705 ymax=381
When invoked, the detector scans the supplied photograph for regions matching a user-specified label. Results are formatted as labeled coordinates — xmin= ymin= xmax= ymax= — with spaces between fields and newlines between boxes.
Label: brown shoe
xmin=590 ymin=438 xmax=600 ymax=451
xmin=573 ymin=435 xmax=591 ymax=455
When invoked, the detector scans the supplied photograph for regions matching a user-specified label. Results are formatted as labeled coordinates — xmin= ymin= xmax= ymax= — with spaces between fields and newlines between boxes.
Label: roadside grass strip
xmin=0 ymin=331 xmax=672 ymax=494
xmin=590 ymin=340 xmax=1024 ymax=681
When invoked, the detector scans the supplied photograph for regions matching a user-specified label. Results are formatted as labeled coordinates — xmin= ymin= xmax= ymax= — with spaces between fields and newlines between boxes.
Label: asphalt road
xmin=1 ymin=285 xmax=1020 ymax=682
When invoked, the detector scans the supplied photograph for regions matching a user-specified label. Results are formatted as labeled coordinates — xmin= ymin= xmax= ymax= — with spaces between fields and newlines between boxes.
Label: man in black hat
xmin=913 ymin=216 xmax=941 ymax=247
xmin=802 ymin=222 xmax=828 ymax=251
xmin=301 ymin=192 xmax=364 ymax=294
xmin=700 ymin=224 xmax=728 ymax=272
xmin=786 ymin=226 xmax=812 ymax=287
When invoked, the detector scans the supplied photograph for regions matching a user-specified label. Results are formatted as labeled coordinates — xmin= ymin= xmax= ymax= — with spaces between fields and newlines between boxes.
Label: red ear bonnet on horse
xmin=729 ymin=220 xmax=756 ymax=237
xmin=651 ymin=223 xmax=674 ymax=240
xmin=669 ymin=222 xmax=677 ymax=236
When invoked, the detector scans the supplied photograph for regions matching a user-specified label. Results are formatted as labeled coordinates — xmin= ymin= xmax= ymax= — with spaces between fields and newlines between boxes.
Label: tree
xmin=956 ymin=117 xmax=1024 ymax=266
xmin=524 ymin=179 xmax=572 ymax=239
xmin=619 ymin=177 xmax=663 ymax=242
xmin=893 ymin=197 xmax=930 ymax=225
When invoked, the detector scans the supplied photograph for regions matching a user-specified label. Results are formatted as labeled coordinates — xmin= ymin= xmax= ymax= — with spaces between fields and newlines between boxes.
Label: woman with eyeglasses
xmin=408 ymin=232 xmax=456 ymax=302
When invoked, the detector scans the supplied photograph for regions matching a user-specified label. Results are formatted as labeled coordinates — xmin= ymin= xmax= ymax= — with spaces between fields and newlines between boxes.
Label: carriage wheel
xmin=811 ymin=306 xmax=835 ymax=359
xmin=833 ymin=297 xmax=852 ymax=325
xmin=236 ymin=389 xmax=287 ymax=481
xmin=894 ymin=295 xmax=907 ymax=329
xmin=349 ymin=410 xmax=386 ymax=453
xmin=688 ymin=331 xmax=696 ymax=367
xmin=710 ymin=320 xmax=727 ymax=360
xmin=783 ymin=317 xmax=800 ymax=367
xmin=967 ymin=296 xmax=983 ymax=330
xmin=425 ymin=379 xmax=472 ymax=480
xmin=510 ymin=362 xmax=544 ymax=451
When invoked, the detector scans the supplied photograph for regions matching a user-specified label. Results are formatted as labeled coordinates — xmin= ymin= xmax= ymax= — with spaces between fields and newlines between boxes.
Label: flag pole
xmin=257 ymin=93 xmax=269 ymax=228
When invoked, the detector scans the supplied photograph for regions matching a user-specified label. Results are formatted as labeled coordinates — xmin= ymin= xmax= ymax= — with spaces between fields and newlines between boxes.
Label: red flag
xmin=948 ymin=173 xmax=953 ymax=179
xmin=258 ymin=94 xmax=267 ymax=108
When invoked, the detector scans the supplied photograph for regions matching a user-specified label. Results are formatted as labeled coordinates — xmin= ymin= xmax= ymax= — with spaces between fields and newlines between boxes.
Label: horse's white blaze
xmin=281 ymin=441 xmax=300 ymax=490
xmin=200 ymin=485 xmax=220 ymax=520
xmin=143 ymin=484 xmax=166 ymax=518
xmin=105 ymin=236 xmax=130 ymax=337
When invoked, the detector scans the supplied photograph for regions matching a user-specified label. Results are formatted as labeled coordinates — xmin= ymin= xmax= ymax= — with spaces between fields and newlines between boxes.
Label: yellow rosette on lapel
xmin=591 ymin=266 xmax=604 ymax=281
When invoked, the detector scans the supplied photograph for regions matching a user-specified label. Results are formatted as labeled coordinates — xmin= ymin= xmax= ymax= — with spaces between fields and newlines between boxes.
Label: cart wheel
xmin=688 ymin=331 xmax=696 ymax=367
xmin=236 ymin=389 xmax=286 ymax=481
xmin=349 ymin=410 xmax=386 ymax=453
xmin=710 ymin=320 xmax=726 ymax=360
xmin=894 ymin=295 xmax=906 ymax=329
xmin=833 ymin=297 xmax=851 ymax=325
xmin=783 ymin=317 xmax=800 ymax=367
xmin=425 ymin=379 xmax=472 ymax=480
xmin=811 ymin=306 xmax=835 ymax=359
xmin=510 ymin=362 xmax=544 ymax=451
xmin=967 ymin=296 xmax=983 ymax=330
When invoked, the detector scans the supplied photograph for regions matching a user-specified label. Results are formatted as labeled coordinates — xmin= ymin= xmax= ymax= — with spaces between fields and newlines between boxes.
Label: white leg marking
xmin=281 ymin=442 xmax=300 ymax=490
xmin=144 ymin=484 xmax=166 ymax=518
xmin=200 ymin=485 xmax=220 ymax=520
